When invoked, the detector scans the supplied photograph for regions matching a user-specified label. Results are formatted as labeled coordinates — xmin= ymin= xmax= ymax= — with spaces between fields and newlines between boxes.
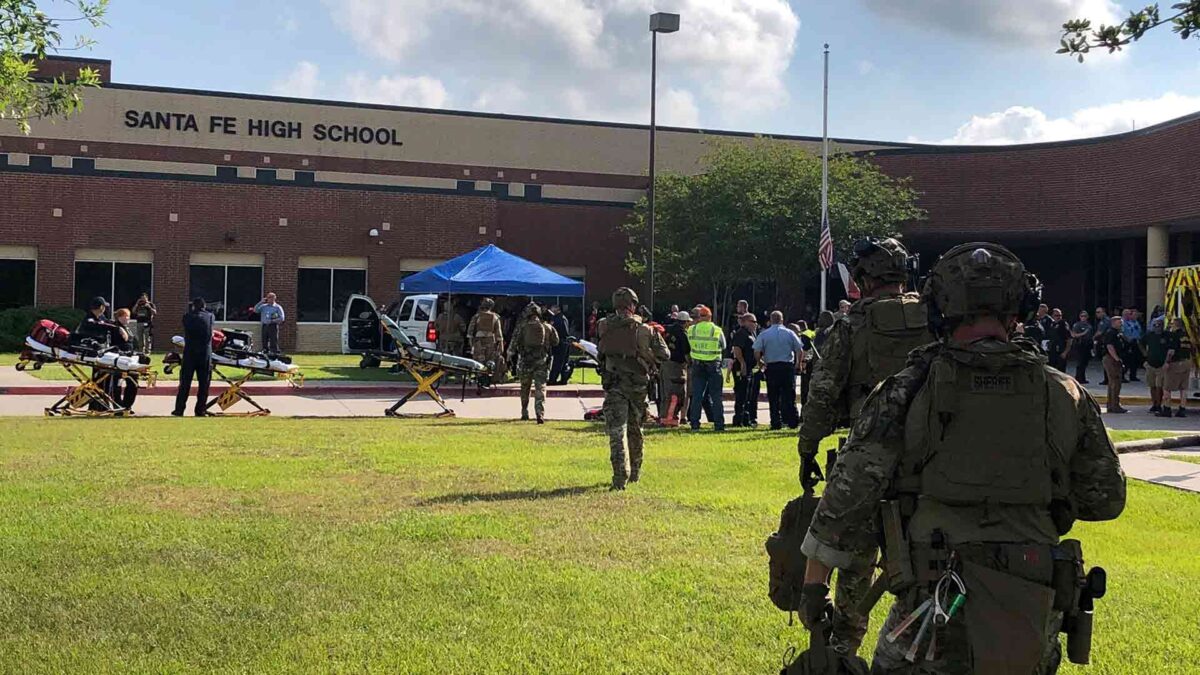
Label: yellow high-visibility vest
xmin=687 ymin=321 xmax=724 ymax=362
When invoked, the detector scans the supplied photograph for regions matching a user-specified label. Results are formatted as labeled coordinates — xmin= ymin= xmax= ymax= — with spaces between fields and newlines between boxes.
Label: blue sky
xmin=64 ymin=0 xmax=1200 ymax=144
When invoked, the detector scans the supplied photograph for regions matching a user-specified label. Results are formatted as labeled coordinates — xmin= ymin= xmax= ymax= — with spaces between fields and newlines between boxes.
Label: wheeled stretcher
xmin=16 ymin=321 xmax=156 ymax=417
xmin=379 ymin=316 xmax=488 ymax=418
xmin=164 ymin=330 xmax=303 ymax=416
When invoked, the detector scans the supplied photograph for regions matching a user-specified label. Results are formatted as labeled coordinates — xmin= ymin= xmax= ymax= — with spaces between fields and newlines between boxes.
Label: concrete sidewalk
xmin=1120 ymin=449 xmax=1200 ymax=493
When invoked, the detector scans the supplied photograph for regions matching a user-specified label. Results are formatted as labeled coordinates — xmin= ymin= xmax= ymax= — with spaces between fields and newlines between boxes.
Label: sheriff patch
xmin=970 ymin=372 xmax=1015 ymax=393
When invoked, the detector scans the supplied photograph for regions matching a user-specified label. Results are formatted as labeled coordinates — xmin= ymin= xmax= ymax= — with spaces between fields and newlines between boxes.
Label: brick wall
xmin=31 ymin=56 xmax=111 ymax=84
xmin=0 ymin=171 xmax=628 ymax=349
xmin=871 ymin=115 xmax=1200 ymax=238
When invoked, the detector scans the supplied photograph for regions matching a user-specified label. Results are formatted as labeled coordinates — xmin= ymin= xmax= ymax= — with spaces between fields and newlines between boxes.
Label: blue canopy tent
xmin=399 ymin=245 xmax=592 ymax=382
xmin=399 ymin=245 xmax=584 ymax=297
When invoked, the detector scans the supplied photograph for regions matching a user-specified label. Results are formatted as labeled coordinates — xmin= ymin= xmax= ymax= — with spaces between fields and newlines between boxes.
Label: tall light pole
xmin=648 ymin=12 xmax=679 ymax=316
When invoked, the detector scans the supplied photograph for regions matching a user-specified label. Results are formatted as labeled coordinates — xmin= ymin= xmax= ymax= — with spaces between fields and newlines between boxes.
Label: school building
xmin=1 ymin=56 xmax=1197 ymax=349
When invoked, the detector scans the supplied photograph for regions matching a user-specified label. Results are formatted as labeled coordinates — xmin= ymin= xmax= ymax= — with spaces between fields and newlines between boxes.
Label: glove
xmin=799 ymin=441 xmax=824 ymax=493
xmin=799 ymin=582 xmax=831 ymax=631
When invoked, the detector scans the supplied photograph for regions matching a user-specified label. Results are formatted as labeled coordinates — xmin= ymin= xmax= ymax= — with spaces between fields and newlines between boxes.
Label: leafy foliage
xmin=1059 ymin=2 xmax=1200 ymax=61
xmin=1 ymin=0 xmax=107 ymax=133
xmin=0 ymin=305 xmax=83 ymax=350
xmin=623 ymin=138 xmax=923 ymax=312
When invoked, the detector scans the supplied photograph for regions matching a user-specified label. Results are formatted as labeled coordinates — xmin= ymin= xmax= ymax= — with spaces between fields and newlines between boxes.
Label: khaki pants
xmin=1103 ymin=354 xmax=1123 ymax=411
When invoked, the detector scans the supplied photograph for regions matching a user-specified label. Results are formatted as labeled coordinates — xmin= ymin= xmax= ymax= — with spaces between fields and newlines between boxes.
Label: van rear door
xmin=342 ymin=294 xmax=383 ymax=354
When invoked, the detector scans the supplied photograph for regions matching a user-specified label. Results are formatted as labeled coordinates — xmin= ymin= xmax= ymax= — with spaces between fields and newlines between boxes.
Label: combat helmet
xmin=850 ymin=237 xmax=910 ymax=285
xmin=612 ymin=287 xmax=639 ymax=310
xmin=523 ymin=302 xmax=542 ymax=318
xmin=922 ymin=242 xmax=1041 ymax=329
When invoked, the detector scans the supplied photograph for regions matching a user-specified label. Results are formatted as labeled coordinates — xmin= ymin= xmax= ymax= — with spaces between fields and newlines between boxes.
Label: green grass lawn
xmin=1167 ymin=454 xmax=1200 ymax=466
xmin=1 ymin=352 xmax=600 ymax=385
xmin=0 ymin=419 xmax=1194 ymax=673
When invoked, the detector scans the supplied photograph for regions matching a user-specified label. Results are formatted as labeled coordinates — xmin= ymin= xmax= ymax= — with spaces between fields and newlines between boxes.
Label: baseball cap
xmin=89 ymin=296 xmax=109 ymax=310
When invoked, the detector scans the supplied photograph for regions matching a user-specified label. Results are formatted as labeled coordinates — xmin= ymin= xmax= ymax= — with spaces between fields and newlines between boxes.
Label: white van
xmin=391 ymin=293 xmax=441 ymax=350
xmin=341 ymin=293 xmax=488 ymax=374
xmin=342 ymin=293 xmax=441 ymax=356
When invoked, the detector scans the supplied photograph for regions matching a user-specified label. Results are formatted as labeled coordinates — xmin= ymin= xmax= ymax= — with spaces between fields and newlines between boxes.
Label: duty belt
xmin=912 ymin=541 xmax=1054 ymax=584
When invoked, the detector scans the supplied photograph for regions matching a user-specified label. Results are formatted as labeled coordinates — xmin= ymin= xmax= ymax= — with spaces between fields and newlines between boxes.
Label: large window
xmin=297 ymin=268 xmax=367 ymax=322
xmin=74 ymin=261 xmax=152 ymax=315
xmin=189 ymin=264 xmax=262 ymax=321
xmin=0 ymin=259 xmax=36 ymax=309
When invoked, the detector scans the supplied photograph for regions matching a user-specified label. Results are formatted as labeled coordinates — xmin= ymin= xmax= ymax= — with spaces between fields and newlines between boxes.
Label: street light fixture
xmin=648 ymin=11 xmax=679 ymax=317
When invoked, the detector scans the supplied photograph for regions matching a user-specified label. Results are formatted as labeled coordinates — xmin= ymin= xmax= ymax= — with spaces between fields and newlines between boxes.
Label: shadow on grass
xmin=418 ymin=483 xmax=609 ymax=505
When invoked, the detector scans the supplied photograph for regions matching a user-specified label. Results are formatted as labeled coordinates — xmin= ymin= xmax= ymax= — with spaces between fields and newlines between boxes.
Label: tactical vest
xmin=519 ymin=320 xmax=551 ymax=357
xmin=846 ymin=293 xmax=931 ymax=417
xmin=473 ymin=312 xmax=500 ymax=337
xmin=902 ymin=348 xmax=1053 ymax=509
xmin=599 ymin=316 xmax=640 ymax=359
xmin=687 ymin=321 xmax=723 ymax=362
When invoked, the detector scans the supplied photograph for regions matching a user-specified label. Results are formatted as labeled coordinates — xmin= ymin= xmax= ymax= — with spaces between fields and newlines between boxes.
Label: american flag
xmin=817 ymin=215 xmax=834 ymax=271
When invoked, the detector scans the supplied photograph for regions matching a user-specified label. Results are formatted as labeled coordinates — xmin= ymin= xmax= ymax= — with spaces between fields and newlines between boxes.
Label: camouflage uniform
xmin=508 ymin=304 xmax=559 ymax=421
xmin=468 ymin=303 xmax=505 ymax=379
xmin=599 ymin=288 xmax=669 ymax=490
xmin=796 ymin=239 xmax=934 ymax=651
xmin=801 ymin=243 xmax=1126 ymax=674
xmin=435 ymin=307 xmax=466 ymax=355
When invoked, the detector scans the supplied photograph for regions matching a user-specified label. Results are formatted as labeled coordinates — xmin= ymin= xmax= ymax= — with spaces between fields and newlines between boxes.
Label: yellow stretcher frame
xmin=1164 ymin=265 xmax=1200 ymax=370
xmin=16 ymin=353 xmax=157 ymax=417
xmin=384 ymin=360 xmax=456 ymax=418
xmin=162 ymin=357 xmax=304 ymax=417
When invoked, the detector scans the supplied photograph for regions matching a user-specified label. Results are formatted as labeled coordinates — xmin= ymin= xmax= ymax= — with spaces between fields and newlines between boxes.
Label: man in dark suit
xmin=547 ymin=304 xmax=571 ymax=385
xmin=173 ymin=297 xmax=214 ymax=417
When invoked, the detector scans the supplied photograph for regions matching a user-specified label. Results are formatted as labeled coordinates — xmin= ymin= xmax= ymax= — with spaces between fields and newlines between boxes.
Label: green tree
xmin=1059 ymin=2 xmax=1200 ymax=61
xmin=1 ymin=0 xmax=107 ymax=133
xmin=623 ymin=138 xmax=923 ymax=316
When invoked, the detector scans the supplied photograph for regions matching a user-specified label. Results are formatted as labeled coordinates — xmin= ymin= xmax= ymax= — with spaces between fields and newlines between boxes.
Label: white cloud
xmin=861 ymin=0 xmax=1121 ymax=47
xmin=270 ymin=62 xmax=448 ymax=108
xmin=660 ymin=88 xmax=701 ymax=127
xmin=857 ymin=60 xmax=875 ymax=76
xmin=271 ymin=61 xmax=322 ymax=99
xmin=472 ymin=81 xmax=528 ymax=113
xmin=344 ymin=74 xmax=449 ymax=108
xmin=939 ymin=92 xmax=1200 ymax=144
xmin=321 ymin=0 xmax=802 ymax=127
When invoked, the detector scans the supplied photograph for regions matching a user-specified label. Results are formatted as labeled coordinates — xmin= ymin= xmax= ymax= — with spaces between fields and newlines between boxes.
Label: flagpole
xmin=820 ymin=43 xmax=830 ymax=313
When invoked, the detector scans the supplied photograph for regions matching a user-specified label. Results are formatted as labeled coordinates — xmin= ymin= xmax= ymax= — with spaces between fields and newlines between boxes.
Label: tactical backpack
xmin=765 ymin=493 xmax=821 ymax=613
xmin=846 ymin=294 xmax=931 ymax=417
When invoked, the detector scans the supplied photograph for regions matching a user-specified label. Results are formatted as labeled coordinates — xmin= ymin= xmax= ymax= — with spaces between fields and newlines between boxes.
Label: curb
xmin=0 ymin=383 xmax=765 ymax=402
xmin=1114 ymin=434 xmax=1200 ymax=454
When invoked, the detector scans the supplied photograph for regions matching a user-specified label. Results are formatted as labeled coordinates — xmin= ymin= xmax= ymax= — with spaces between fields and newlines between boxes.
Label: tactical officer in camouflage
xmin=508 ymin=302 xmax=559 ymax=423
xmin=795 ymin=237 xmax=934 ymax=652
xmin=598 ymin=287 xmax=670 ymax=490
xmin=468 ymin=298 xmax=505 ymax=380
xmin=799 ymin=243 xmax=1126 ymax=674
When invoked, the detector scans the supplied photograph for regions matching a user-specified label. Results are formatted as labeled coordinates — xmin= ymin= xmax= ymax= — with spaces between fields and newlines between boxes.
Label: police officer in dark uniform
xmin=173 ymin=297 xmax=214 ymax=417
xmin=78 ymin=296 xmax=118 ymax=408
